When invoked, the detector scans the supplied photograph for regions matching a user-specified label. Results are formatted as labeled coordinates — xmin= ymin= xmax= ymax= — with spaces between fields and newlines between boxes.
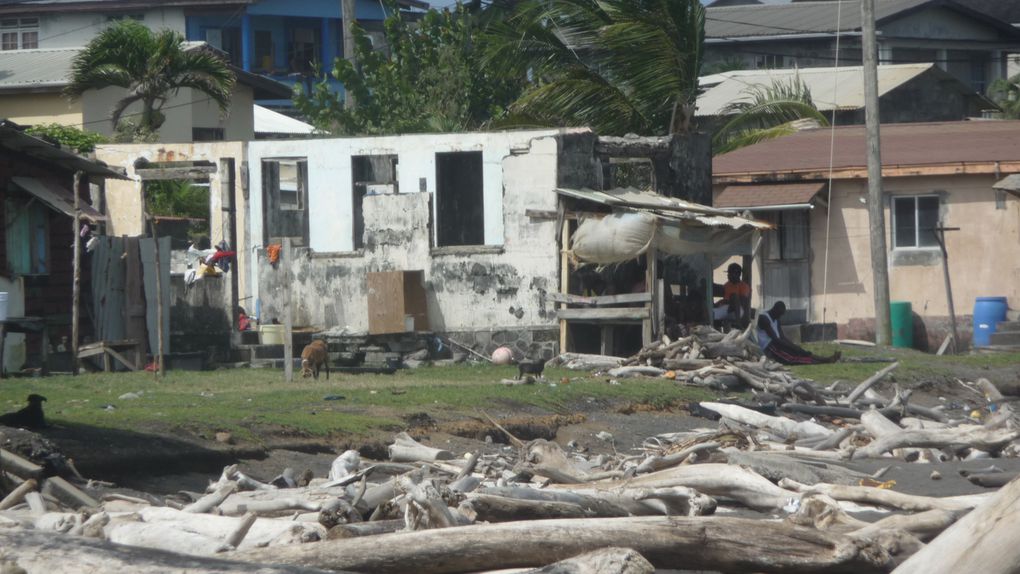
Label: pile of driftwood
xmin=3 ymin=327 xmax=1020 ymax=573
xmin=3 ymin=395 xmax=1020 ymax=574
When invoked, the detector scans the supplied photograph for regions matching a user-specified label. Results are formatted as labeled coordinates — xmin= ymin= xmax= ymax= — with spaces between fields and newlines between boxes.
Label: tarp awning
xmin=12 ymin=176 xmax=106 ymax=223
xmin=715 ymin=182 xmax=826 ymax=210
xmin=559 ymin=187 xmax=771 ymax=264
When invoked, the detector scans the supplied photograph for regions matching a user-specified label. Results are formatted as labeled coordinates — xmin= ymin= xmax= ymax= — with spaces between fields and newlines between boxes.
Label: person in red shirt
xmin=713 ymin=263 xmax=751 ymax=328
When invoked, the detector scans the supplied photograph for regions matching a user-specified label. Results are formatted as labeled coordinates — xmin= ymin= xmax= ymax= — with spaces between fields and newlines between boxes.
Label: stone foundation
xmin=443 ymin=327 xmax=559 ymax=361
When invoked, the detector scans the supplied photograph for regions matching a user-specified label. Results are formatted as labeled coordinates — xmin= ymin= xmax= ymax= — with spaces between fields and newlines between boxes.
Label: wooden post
xmin=862 ymin=0 xmax=892 ymax=346
xmin=342 ymin=0 xmax=357 ymax=110
xmin=150 ymin=219 xmax=165 ymax=377
xmin=283 ymin=237 xmax=293 ymax=383
xmin=71 ymin=171 xmax=82 ymax=376
xmin=933 ymin=226 xmax=961 ymax=353
xmin=558 ymin=217 xmax=570 ymax=354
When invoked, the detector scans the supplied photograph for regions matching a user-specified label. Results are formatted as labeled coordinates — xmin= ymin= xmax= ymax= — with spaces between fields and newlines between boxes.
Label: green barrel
xmin=890 ymin=301 xmax=913 ymax=348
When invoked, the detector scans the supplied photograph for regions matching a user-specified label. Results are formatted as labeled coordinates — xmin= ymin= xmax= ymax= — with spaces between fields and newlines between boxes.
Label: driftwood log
xmin=852 ymin=424 xmax=1019 ymax=460
xmin=526 ymin=547 xmax=654 ymax=574
xmin=893 ymin=476 xmax=1020 ymax=574
xmin=0 ymin=528 xmax=336 ymax=574
xmin=570 ymin=463 xmax=795 ymax=512
xmin=235 ymin=515 xmax=893 ymax=574
xmin=388 ymin=432 xmax=454 ymax=463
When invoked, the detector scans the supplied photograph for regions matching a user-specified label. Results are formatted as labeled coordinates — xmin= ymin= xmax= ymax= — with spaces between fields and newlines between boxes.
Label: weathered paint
xmin=249 ymin=130 xmax=578 ymax=336
xmin=1 ymin=93 xmax=82 ymax=127
xmin=94 ymin=141 xmax=249 ymax=309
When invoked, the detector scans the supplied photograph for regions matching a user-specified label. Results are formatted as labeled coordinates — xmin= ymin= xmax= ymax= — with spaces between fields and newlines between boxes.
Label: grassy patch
xmin=0 ymin=364 xmax=711 ymax=441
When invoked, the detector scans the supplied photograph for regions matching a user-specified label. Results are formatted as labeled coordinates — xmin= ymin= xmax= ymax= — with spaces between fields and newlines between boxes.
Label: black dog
xmin=0 ymin=394 xmax=47 ymax=429
xmin=517 ymin=360 xmax=545 ymax=380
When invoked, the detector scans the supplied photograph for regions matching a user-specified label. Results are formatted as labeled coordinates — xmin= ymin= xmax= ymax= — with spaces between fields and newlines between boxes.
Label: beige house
xmin=0 ymin=45 xmax=290 ymax=142
xmin=713 ymin=120 xmax=1020 ymax=348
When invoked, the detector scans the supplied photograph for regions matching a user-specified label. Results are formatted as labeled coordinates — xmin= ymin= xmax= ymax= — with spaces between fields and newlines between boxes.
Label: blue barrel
xmin=973 ymin=297 xmax=1008 ymax=347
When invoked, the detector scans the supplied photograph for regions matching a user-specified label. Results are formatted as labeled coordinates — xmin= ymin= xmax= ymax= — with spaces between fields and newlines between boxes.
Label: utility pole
xmin=71 ymin=171 xmax=82 ymax=376
xmin=862 ymin=0 xmax=892 ymax=346
xmin=342 ymin=0 xmax=357 ymax=110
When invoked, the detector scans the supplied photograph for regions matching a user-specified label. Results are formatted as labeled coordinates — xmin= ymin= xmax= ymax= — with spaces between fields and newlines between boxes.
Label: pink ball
xmin=491 ymin=346 xmax=514 ymax=365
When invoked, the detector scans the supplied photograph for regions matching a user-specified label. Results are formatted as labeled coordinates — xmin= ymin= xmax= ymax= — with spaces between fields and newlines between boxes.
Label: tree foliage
xmin=24 ymin=123 xmax=108 ymax=153
xmin=481 ymin=0 xmax=705 ymax=136
xmin=295 ymin=2 xmax=521 ymax=135
xmin=711 ymin=76 xmax=829 ymax=155
xmin=65 ymin=21 xmax=235 ymax=140
xmin=987 ymin=74 xmax=1020 ymax=119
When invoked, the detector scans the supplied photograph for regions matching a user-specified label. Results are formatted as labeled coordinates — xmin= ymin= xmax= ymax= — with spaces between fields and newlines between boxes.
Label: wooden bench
xmin=77 ymin=339 xmax=142 ymax=372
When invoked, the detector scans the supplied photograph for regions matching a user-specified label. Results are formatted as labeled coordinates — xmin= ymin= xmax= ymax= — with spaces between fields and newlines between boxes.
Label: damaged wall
xmin=251 ymin=130 xmax=586 ymax=356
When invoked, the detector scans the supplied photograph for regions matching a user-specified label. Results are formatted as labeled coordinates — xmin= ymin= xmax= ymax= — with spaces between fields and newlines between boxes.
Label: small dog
xmin=0 ymin=394 xmax=47 ymax=429
xmin=517 ymin=359 xmax=545 ymax=380
xmin=301 ymin=340 xmax=329 ymax=379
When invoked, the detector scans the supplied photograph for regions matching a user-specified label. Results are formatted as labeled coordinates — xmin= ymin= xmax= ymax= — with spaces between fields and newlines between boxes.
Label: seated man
xmin=757 ymin=301 xmax=840 ymax=365
xmin=713 ymin=263 xmax=751 ymax=327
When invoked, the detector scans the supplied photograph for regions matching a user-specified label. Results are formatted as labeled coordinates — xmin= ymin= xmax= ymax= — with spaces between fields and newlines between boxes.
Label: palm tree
xmin=65 ymin=21 xmax=235 ymax=139
xmin=481 ymin=0 xmax=704 ymax=136
xmin=711 ymin=76 xmax=829 ymax=155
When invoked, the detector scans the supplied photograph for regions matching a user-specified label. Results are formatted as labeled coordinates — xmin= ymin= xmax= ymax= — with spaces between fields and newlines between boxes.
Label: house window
xmin=352 ymin=155 xmax=398 ymax=250
xmin=192 ymin=127 xmax=225 ymax=142
xmin=1 ymin=18 xmax=38 ymax=50
xmin=893 ymin=195 xmax=940 ymax=249
xmin=764 ymin=210 xmax=807 ymax=260
xmin=4 ymin=198 xmax=49 ymax=275
xmin=262 ymin=158 xmax=309 ymax=245
xmin=435 ymin=151 xmax=484 ymax=247
xmin=255 ymin=30 xmax=273 ymax=71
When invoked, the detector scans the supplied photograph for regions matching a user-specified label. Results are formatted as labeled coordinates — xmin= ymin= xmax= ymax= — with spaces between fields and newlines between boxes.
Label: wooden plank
xmin=557 ymin=308 xmax=650 ymax=321
xmin=368 ymin=271 xmax=409 ymax=335
xmin=559 ymin=215 xmax=570 ymax=353
xmin=71 ymin=170 xmax=81 ymax=376
xmin=546 ymin=292 xmax=653 ymax=306
xmin=105 ymin=346 xmax=139 ymax=371
xmin=134 ymin=166 xmax=217 ymax=181
xmin=283 ymin=237 xmax=293 ymax=383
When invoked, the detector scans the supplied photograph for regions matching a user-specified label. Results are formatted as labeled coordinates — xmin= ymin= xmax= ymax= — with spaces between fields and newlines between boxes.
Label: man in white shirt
xmin=757 ymin=301 xmax=840 ymax=365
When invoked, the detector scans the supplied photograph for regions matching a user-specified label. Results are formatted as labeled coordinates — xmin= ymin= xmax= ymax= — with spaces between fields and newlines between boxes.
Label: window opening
xmin=262 ymin=158 xmax=309 ymax=245
xmin=435 ymin=151 xmax=484 ymax=247
xmin=764 ymin=210 xmax=808 ymax=260
xmin=4 ymin=197 xmax=49 ymax=275
xmin=893 ymin=195 xmax=939 ymax=249
xmin=351 ymin=155 xmax=398 ymax=250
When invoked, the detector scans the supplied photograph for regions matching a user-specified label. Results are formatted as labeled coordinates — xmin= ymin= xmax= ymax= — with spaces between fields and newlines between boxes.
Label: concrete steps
xmin=988 ymin=330 xmax=1020 ymax=347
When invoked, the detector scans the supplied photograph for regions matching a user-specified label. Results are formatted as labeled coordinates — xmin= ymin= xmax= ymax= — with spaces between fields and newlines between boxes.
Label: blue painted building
xmin=185 ymin=0 xmax=426 ymax=105
xmin=0 ymin=0 xmax=428 ymax=107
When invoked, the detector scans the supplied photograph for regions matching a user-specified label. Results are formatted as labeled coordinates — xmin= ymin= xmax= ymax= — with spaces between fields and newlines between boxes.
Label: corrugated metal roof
xmin=715 ymin=182 xmax=825 ymax=208
xmin=714 ymin=120 xmax=1020 ymax=176
xmin=0 ymin=44 xmax=291 ymax=98
xmin=0 ymin=48 xmax=80 ymax=91
xmin=705 ymin=0 xmax=1020 ymax=39
xmin=254 ymin=105 xmax=315 ymax=136
xmin=697 ymin=63 xmax=939 ymax=116
xmin=11 ymin=176 xmax=106 ymax=221
xmin=556 ymin=187 xmax=772 ymax=229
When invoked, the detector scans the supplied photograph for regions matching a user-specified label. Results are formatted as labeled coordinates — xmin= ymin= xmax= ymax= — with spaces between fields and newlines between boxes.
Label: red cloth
xmin=723 ymin=281 xmax=750 ymax=300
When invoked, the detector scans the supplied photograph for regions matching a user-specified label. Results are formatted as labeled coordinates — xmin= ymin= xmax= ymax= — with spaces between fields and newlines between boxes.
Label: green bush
xmin=24 ymin=123 xmax=108 ymax=153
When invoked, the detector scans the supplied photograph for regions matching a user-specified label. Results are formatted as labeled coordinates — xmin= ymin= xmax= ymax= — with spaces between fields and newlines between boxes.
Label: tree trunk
xmin=235 ymin=515 xmax=892 ymax=574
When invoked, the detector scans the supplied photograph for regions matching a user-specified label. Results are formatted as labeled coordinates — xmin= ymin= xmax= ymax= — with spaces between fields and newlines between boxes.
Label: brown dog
xmin=301 ymin=339 xmax=329 ymax=379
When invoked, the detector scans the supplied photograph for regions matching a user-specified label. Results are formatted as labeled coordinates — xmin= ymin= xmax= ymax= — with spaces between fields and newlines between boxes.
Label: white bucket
xmin=0 ymin=292 xmax=7 ymax=321
xmin=259 ymin=324 xmax=285 ymax=345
